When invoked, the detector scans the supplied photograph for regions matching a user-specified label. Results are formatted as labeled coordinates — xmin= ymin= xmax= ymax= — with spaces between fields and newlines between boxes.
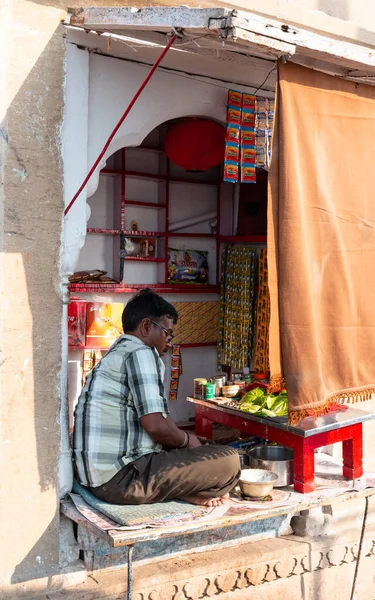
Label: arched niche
xmin=87 ymin=108 xmax=226 ymax=199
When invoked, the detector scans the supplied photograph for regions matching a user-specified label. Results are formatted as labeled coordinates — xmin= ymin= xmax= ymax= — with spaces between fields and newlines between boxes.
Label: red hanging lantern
xmin=164 ymin=119 xmax=225 ymax=172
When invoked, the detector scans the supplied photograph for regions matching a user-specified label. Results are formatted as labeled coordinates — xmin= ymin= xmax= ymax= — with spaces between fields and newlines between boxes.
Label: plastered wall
xmin=0 ymin=0 xmax=66 ymax=592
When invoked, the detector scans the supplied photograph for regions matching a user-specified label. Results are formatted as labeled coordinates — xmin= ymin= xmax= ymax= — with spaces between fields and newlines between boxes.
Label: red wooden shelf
xmin=122 ymin=170 xmax=165 ymax=182
xmin=169 ymin=176 xmax=218 ymax=186
xmin=102 ymin=168 xmax=218 ymax=187
xmin=87 ymin=229 xmax=165 ymax=237
xmin=168 ymin=232 xmax=216 ymax=238
xmin=122 ymin=230 xmax=165 ymax=237
xmin=101 ymin=168 xmax=122 ymax=175
xmin=68 ymin=283 xmax=221 ymax=294
xmin=219 ymin=235 xmax=267 ymax=243
xmin=87 ymin=228 xmax=121 ymax=235
xmin=87 ymin=229 xmax=221 ymax=239
xmin=123 ymin=200 xmax=166 ymax=209
xmin=123 ymin=256 xmax=165 ymax=262
xmin=69 ymin=341 xmax=217 ymax=352
xmin=180 ymin=342 xmax=217 ymax=348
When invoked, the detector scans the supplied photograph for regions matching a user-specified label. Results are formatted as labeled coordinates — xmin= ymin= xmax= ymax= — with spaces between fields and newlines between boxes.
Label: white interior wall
xmin=78 ymin=175 xmax=115 ymax=276
xmin=69 ymin=50 xmax=255 ymax=427
xmin=87 ymin=52 xmax=256 ymax=172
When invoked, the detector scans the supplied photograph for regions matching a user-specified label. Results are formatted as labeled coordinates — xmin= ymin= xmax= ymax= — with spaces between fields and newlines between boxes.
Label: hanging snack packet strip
xmin=240 ymin=94 xmax=256 ymax=183
xmin=255 ymin=95 xmax=274 ymax=169
xmin=224 ymin=90 xmax=242 ymax=183
xmin=169 ymin=344 xmax=182 ymax=401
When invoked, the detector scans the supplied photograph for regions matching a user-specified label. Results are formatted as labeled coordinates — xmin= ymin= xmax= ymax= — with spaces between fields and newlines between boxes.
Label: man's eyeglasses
xmin=151 ymin=320 xmax=174 ymax=343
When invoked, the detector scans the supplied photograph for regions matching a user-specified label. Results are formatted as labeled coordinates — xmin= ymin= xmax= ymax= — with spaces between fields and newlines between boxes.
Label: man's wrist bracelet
xmin=179 ymin=431 xmax=189 ymax=449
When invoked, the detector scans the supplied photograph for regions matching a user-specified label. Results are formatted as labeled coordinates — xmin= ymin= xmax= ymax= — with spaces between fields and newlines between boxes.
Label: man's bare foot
xmin=179 ymin=493 xmax=229 ymax=507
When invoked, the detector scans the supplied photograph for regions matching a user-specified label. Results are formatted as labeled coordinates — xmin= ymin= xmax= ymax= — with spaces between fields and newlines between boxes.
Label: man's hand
xmin=141 ymin=413 xmax=199 ymax=449
xmin=187 ymin=433 xmax=202 ymax=448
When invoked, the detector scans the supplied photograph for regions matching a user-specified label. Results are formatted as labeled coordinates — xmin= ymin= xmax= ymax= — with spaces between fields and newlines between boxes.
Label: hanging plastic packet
xmin=255 ymin=96 xmax=268 ymax=112
xmin=241 ymin=145 xmax=256 ymax=164
xmin=243 ymin=93 xmax=256 ymax=111
xmin=227 ymin=105 xmax=242 ymax=126
xmin=228 ymin=89 xmax=243 ymax=108
xmin=256 ymin=146 xmax=267 ymax=169
xmin=224 ymin=160 xmax=239 ymax=182
xmin=225 ymin=124 xmax=240 ymax=144
xmin=241 ymin=165 xmax=256 ymax=183
xmin=224 ymin=141 xmax=240 ymax=162
xmin=242 ymin=108 xmax=256 ymax=128
xmin=256 ymin=112 xmax=267 ymax=129
xmin=267 ymin=111 xmax=274 ymax=130
xmin=241 ymin=126 xmax=255 ymax=146
xmin=255 ymin=128 xmax=267 ymax=147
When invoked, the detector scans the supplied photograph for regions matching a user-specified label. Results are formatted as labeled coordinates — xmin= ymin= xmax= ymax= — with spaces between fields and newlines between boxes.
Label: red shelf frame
xmin=122 ymin=200 xmax=166 ymax=209
xmin=219 ymin=235 xmax=267 ymax=244
xmin=85 ymin=145 xmax=223 ymax=292
xmin=69 ymin=341 xmax=217 ymax=352
xmin=123 ymin=256 xmax=165 ymax=262
xmin=121 ymin=230 xmax=165 ymax=237
xmin=168 ymin=232 xmax=216 ymax=238
xmin=68 ymin=283 xmax=221 ymax=294
xmin=87 ymin=228 xmax=121 ymax=235
xmin=101 ymin=168 xmax=219 ymax=187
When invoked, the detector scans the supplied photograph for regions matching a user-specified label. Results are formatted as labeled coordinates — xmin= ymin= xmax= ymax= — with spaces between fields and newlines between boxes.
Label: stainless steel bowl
xmin=247 ymin=445 xmax=294 ymax=487
xmin=239 ymin=468 xmax=279 ymax=498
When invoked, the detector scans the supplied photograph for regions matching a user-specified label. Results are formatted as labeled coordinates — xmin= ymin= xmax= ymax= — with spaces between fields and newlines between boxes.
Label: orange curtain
xmin=268 ymin=61 xmax=375 ymax=423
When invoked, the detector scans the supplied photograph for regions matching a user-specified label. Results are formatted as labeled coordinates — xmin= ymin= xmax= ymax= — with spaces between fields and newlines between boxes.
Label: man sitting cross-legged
xmin=73 ymin=289 xmax=240 ymax=507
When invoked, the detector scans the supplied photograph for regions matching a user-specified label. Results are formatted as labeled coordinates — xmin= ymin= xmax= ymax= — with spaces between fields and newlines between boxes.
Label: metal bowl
xmin=247 ymin=445 xmax=294 ymax=487
xmin=239 ymin=468 xmax=279 ymax=498
xmin=222 ymin=384 xmax=240 ymax=397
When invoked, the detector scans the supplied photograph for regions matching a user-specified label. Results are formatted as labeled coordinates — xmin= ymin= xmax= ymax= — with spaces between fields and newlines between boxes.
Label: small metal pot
xmin=247 ymin=445 xmax=294 ymax=487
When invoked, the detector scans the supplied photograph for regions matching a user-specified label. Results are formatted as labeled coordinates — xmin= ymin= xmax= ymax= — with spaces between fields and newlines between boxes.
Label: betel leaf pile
xmin=239 ymin=387 xmax=288 ymax=418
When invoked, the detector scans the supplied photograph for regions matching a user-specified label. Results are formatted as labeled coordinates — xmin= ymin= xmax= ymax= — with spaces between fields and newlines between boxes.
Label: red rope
xmin=64 ymin=35 xmax=177 ymax=217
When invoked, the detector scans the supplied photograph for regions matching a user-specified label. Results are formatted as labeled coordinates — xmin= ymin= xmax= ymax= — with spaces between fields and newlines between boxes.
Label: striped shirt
xmin=73 ymin=334 xmax=168 ymax=488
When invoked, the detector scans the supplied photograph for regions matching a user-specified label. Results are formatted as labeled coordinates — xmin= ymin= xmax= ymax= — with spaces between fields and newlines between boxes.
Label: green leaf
xmin=261 ymin=408 xmax=277 ymax=417
xmin=240 ymin=387 xmax=265 ymax=405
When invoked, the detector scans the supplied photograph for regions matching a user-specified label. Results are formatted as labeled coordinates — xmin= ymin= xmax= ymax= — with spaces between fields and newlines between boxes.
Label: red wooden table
xmin=187 ymin=397 xmax=374 ymax=493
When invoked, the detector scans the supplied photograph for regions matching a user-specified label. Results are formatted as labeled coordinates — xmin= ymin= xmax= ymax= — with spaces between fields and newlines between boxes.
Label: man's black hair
xmin=122 ymin=288 xmax=178 ymax=332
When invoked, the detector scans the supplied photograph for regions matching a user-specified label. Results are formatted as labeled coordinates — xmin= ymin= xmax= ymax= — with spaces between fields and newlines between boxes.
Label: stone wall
xmin=26 ymin=496 xmax=375 ymax=600
xmin=0 ymin=0 xmax=66 ymax=590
